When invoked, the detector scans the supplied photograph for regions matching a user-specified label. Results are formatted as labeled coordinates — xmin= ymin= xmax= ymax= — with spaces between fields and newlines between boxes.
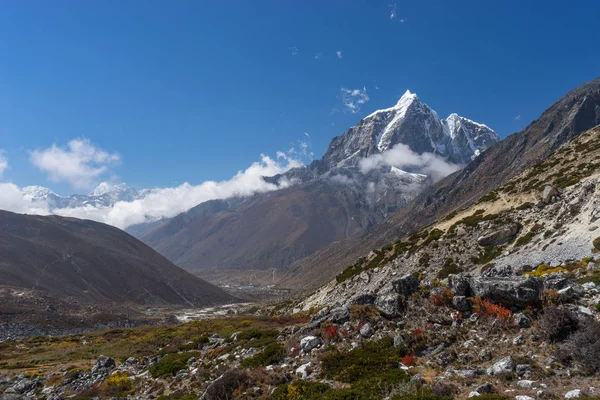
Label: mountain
xmin=0 ymin=210 xmax=235 ymax=306
xmin=136 ymin=92 xmax=497 ymax=282
xmin=22 ymin=181 xmax=142 ymax=210
xmin=280 ymin=76 xmax=600 ymax=291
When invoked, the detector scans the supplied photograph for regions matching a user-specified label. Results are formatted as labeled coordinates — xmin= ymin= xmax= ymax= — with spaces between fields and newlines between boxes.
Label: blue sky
xmin=1 ymin=0 xmax=599 ymax=195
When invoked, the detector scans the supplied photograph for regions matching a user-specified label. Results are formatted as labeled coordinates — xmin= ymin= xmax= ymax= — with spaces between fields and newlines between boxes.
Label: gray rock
xmin=514 ymin=313 xmax=531 ymax=328
xmin=449 ymin=274 xmax=472 ymax=297
xmin=478 ymin=223 xmax=520 ymax=246
xmin=487 ymin=356 xmax=513 ymax=376
xmin=471 ymin=275 xmax=543 ymax=307
xmin=454 ymin=369 xmax=484 ymax=378
xmin=475 ymin=383 xmax=493 ymax=394
xmin=565 ymin=389 xmax=584 ymax=399
xmin=360 ymin=323 xmax=373 ymax=338
xmin=542 ymin=185 xmax=559 ymax=204
xmin=512 ymin=335 xmax=525 ymax=345
xmin=350 ymin=293 xmax=376 ymax=305
xmin=392 ymin=274 xmax=420 ymax=297
xmin=300 ymin=336 xmax=321 ymax=353
xmin=374 ymin=291 xmax=404 ymax=318
xmin=452 ymin=296 xmax=473 ymax=312
xmin=516 ymin=364 xmax=531 ymax=377
xmin=91 ymin=355 xmax=115 ymax=380
xmin=393 ymin=334 xmax=404 ymax=348
xmin=478 ymin=348 xmax=492 ymax=361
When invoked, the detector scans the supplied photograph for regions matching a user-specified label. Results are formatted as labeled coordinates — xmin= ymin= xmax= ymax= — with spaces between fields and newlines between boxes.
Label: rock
xmin=487 ymin=356 xmax=513 ymax=376
xmin=517 ymin=380 xmax=537 ymax=389
xmin=514 ymin=313 xmax=531 ymax=328
xmin=329 ymin=307 xmax=350 ymax=323
xmin=558 ymin=286 xmax=579 ymax=301
xmin=468 ymin=391 xmax=481 ymax=397
xmin=393 ymin=334 xmax=404 ymax=348
xmin=516 ymin=364 xmax=531 ymax=377
xmin=392 ymin=274 xmax=420 ymax=297
xmin=454 ymin=369 xmax=484 ymax=378
xmin=565 ymin=389 xmax=583 ymax=398
xmin=478 ymin=223 xmax=520 ymax=246
xmin=295 ymin=362 xmax=311 ymax=379
xmin=374 ymin=291 xmax=405 ymax=318
xmin=91 ymin=355 xmax=115 ymax=380
xmin=512 ymin=335 xmax=525 ymax=345
xmin=542 ymin=185 xmax=559 ymax=204
xmin=543 ymin=273 xmax=572 ymax=290
xmin=448 ymin=275 xmax=472 ymax=297
xmin=300 ymin=336 xmax=321 ymax=353
xmin=452 ymin=296 xmax=473 ymax=312
xmin=516 ymin=396 xmax=536 ymax=400
xmin=4 ymin=378 xmax=40 ymax=394
xmin=411 ymin=374 xmax=425 ymax=384
xmin=360 ymin=323 xmax=373 ymax=338
xmin=471 ymin=276 xmax=543 ymax=308
xmin=350 ymin=293 xmax=376 ymax=305
xmin=475 ymin=383 xmax=493 ymax=394
xmin=478 ymin=348 xmax=492 ymax=361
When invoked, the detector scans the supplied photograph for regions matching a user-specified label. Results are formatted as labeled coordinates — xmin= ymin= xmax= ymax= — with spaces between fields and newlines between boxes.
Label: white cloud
xmin=30 ymin=138 xmax=120 ymax=189
xmin=336 ymin=50 xmax=343 ymax=59
xmin=0 ymin=183 xmax=49 ymax=215
xmin=0 ymin=150 xmax=7 ymax=177
xmin=340 ymin=87 xmax=370 ymax=114
xmin=1 ymin=135 xmax=314 ymax=229
xmin=389 ymin=3 xmax=397 ymax=20
xmin=53 ymin=154 xmax=303 ymax=229
xmin=314 ymin=52 xmax=322 ymax=60
xmin=514 ymin=115 xmax=521 ymax=121
xmin=290 ymin=46 xmax=299 ymax=56
xmin=359 ymin=143 xmax=461 ymax=182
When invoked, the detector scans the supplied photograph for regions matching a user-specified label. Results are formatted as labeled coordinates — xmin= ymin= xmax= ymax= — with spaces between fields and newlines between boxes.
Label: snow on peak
xmin=395 ymin=90 xmax=418 ymax=107
xmin=21 ymin=186 xmax=58 ymax=199
xmin=89 ymin=182 xmax=129 ymax=197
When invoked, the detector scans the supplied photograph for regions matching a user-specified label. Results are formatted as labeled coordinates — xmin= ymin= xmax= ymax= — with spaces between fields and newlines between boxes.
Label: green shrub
xmin=240 ymin=342 xmax=286 ymax=368
xmin=516 ymin=202 xmax=533 ymax=210
xmin=437 ymin=258 xmax=463 ymax=279
xmin=471 ymin=246 xmax=504 ymax=265
xmin=321 ymin=337 xmax=407 ymax=384
xmin=593 ymin=237 xmax=600 ymax=251
xmin=149 ymin=352 xmax=199 ymax=378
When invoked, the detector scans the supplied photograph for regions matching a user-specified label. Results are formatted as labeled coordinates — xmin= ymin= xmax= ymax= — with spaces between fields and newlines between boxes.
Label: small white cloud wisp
xmin=0 ymin=150 xmax=7 ymax=177
xmin=340 ymin=87 xmax=369 ymax=114
xmin=359 ymin=143 xmax=461 ymax=182
xmin=30 ymin=138 xmax=120 ymax=189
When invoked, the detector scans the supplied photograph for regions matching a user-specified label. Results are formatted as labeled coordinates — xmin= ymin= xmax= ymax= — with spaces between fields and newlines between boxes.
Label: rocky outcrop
xmin=477 ymin=223 xmax=520 ymax=246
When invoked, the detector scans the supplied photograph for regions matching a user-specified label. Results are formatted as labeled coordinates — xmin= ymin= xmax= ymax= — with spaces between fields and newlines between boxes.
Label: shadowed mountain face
xmin=0 ymin=210 xmax=235 ymax=306
xmin=280 ymin=76 xmax=600 ymax=291
xmin=136 ymin=93 xmax=497 ymax=279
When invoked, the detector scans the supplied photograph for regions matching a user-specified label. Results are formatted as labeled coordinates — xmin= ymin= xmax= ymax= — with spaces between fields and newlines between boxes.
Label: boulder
xmin=392 ymin=274 xmax=419 ymax=297
xmin=359 ymin=323 xmax=373 ymax=338
xmin=295 ymin=362 xmax=311 ymax=379
xmin=486 ymin=356 xmax=513 ymax=376
xmin=475 ymin=383 xmax=493 ymax=394
xmin=471 ymin=276 xmax=543 ymax=308
xmin=542 ymin=185 xmax=559 ymax=204
xmin=565 ymin=389 xmax=583 ymax=399
xmin=478 ymin=223 xmax=520 ymax=246
xmin=350 ymin=294 xmax=376 ymax=305
xmin=300 ymin=336 xmax=321 ymax=353
xmin=91 ymin=355 xmax=115 ymax=380
xmin=452 ymin=296 xmax=472 ymax=312
xmin=374 ymin=291 xmax=404 ymax=318
xmin=514 ymin=313 xmax=531 ymax=328
xmin=448 ymin=275 xmax=472 ymax=297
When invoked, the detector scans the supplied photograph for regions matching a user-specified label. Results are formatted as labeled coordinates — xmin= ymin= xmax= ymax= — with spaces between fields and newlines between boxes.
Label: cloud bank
xmin=359 ymin=143 xmax=461 ymax=181
xmin=0 ymin=138 xmax=310 ymax=230
xmin=30 ymin=138 xmax=120 ymax=189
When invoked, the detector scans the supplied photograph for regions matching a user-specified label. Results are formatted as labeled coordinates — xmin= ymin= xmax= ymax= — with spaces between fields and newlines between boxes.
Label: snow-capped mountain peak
xmin=21 ymin=186 xmax=59 ymax=199
xmin=88 ymin=182 xmax=130 ymax=197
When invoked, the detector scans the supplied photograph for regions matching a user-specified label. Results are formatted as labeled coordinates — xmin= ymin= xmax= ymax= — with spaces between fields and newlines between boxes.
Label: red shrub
xmin=401 ymin=353 xmax=417 ymax=366
xmin=323 ymin=325 xmax=339 ymax=339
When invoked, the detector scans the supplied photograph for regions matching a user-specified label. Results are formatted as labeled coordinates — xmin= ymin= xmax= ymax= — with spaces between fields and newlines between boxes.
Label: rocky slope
xmin=280 ymin=76 xmax=600 ymax=291
xmin=0 ymin=211 xmax=235 ymax=307
xmin=138 ymin=93 xmax=497 ymax=281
